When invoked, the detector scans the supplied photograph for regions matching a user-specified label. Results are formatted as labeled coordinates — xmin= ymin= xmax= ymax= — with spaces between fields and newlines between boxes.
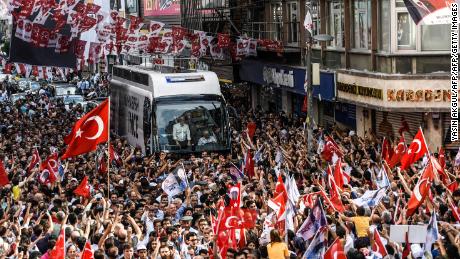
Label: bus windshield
xmin=155 ymin=99 xmax=228 ymax=152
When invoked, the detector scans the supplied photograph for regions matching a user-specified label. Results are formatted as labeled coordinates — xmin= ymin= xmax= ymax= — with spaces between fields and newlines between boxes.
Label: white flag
xmin=304 ymin=11 xmax=313 ymax=34
xmin=352 ymin=188 xmax=387 ymax=208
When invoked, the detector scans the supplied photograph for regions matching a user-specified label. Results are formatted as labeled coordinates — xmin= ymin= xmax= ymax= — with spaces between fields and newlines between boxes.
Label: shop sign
xmin=387 ymin=89 xmax=451 ymax=102
xmin=262 ymin=66 xmax=294 ymax=88
xmin=337 ymin=82 xmax=383 ymax=100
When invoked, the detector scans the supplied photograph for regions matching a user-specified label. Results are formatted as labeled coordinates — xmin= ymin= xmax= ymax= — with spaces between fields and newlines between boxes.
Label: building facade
xmin=137 ymin=0 xmax=452 ymax=150
xmin=232 ymin=0 xmax=453 ymax=150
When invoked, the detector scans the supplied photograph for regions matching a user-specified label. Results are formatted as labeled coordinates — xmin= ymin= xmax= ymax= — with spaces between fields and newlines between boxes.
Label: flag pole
xmin=107 ymin=97 xmax=111 ymax=200
xmin=420 ymin=126 xmax=431 ymax=157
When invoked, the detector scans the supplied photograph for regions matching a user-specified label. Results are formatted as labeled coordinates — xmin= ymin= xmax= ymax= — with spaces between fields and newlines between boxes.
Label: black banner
xmin=9 ymin=26 xmax=77 ymax=68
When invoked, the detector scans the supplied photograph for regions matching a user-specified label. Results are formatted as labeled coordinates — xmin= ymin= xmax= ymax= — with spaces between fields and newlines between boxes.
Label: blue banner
xmin=239 ymin=59 xmax=307 ymax=95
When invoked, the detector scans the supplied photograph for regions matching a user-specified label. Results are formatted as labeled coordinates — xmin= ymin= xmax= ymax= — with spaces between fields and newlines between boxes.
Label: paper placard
xmin=389 ymin=225 xmax=428 ymax=243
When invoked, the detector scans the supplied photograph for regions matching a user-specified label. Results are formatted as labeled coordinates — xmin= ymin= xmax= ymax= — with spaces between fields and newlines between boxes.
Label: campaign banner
xmin=403 ymin=0 xmax=455 ymax=25
xmin=144 ymin=0 xmax=180 ymax=16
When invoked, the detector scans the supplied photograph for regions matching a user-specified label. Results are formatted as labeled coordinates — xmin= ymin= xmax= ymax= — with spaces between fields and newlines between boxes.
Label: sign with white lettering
xmin=262 ymin=67 xmax=295 ymax=88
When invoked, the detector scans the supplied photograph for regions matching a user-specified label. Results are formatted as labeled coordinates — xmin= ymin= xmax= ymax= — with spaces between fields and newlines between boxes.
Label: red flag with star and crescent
xmin=39 ymin=153 xmax=59 ymax=185
xmin=62 ymin=99 xmax=109 ymax=159
xmin=406 ymin=162 xmax=435 ymax=216
xmin=400 ymin=129 xmax=428 ymax=170
xmin=27 ymin=148 xmax=41 ymax=173
xmin=388 ymin=135 xmax=407 ymax=169
xmin=217 ymin=207 xmax=257 ymax=231
xmin=74 ymin=176 xmax=90 ymax=198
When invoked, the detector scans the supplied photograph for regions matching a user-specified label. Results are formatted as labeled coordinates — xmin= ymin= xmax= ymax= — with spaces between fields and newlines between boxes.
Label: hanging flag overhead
xmin=403 ymin=0 xmax=455 ymax=25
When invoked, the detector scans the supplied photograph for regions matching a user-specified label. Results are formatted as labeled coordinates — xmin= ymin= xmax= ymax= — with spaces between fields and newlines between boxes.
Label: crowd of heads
xmin=0 ymin=77 xmax=459 ymax=259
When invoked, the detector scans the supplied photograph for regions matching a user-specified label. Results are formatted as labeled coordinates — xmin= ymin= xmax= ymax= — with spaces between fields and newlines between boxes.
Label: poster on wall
xmin=126 ymin=0 xmax=139 ymax=14
xmin=403 ymin=0 xmax=455 ymax=25
xmin=144 ymin=0 xmax=180 ymax=16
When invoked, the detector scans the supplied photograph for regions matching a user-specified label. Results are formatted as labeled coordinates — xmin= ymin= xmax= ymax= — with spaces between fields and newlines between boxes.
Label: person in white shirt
xmin=197 ymin=130 xmax=217 ymax=146
xmin=172 ymin=117 xmax=191 ymax=148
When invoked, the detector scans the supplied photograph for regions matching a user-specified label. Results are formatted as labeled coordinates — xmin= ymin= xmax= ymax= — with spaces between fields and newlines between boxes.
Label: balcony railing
xmin=242 ymin=21 xmax=302 ymax=48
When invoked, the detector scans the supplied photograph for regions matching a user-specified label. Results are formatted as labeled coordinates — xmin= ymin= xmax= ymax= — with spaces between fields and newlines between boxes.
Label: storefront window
xmin=327 ymin=0 xmax=344 ymax=48
xmin=396 ymin=12 xmax=416 ymax=50
xmin=378 ymin=0 xmax=390 ymax=52
xmin=421 ymin=24 xmax=450 ymax=51
xmin=352 ymin=0 xmax=371 ymax=49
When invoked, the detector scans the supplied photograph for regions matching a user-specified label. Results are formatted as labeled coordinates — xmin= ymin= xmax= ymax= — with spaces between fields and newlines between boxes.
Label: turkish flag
xmin=247 ymin=121 xmax=256 ymax=139
xmin=40 ymin=153 xmax=58 ymax=173
xmin=322 ymin=136 xmax=343 ymax=162
xmin=109 ymin=144 xmax=122 ymax=165
xmin=81 ymin=241 xmax=94 ymax=259
xmin=0 ymin=160 xmax=10 ymax=187
xmin=333 ymin=159 xmax=346 ymax=190
xmin=274 ymin=175 xmax=288 ymax=199
xmin=27 ymin=148 xmax=41 ymax=172
xmin=406 ymin=162 xmax=435 ymax=216
xmin=381 ymin=137 xmax=393 ymax=163
xmin=400 ymin=129 xmax=428 ymax=170
xmin=388 ymin=135 xmax=406 ymax=168
xmin=302 ymin=191 xmax=321 ymax=209
xmin=97 ymin=152 xmax=107 ymax=174
xmin=439 ymin=147 xmax=446 ymax=169
xmin=217 ymin=208 xmax=257 ymax=231
xmin=326 ymin=177 xmax=345 ymax=212
xmin=267 ymin=192 xmax=287 ymax=220
xmin=431 ymin=155 xmax=449 ymax=184
xmin=62 ymin=99 xmax=109 ymax=159
xmin=228 ymin=183 xmax=241 ymax=209
xmin=39 ymin=153 xmax=58 ymax=185
xmin=244 ymin=151 xmax=254 ymax=179
xmin=48 ymin=229 xmax=65 ymax=259
xmin=74 ymin=176 xmax=90 ymax=198
xmin=372 ymin=229 xmax=388 ymax=257
xmin=324 ymin=238 xmax=346 ymax=259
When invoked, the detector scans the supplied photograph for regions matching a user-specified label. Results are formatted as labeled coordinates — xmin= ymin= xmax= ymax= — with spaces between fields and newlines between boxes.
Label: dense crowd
xmin=0 ymin=74 xmax=459 ymax=259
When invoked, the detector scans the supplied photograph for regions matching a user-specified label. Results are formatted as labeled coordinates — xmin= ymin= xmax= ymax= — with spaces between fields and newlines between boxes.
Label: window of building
xmin=396 ymin=11 xmax=416 ymax=50
xmin=352 ymin=0 xmax=371 ymax=49
xmin=393 ymin=0 xmax=449 ymax=52
xmin=421 ymin=24 xmax=450 ymax=51
xmin=271 ymin=3 xmax=283 ymax=41
xmin=327 ymin=0 xmax=344 ymax=48
xmin=378 ymin=0 xmax=390 ymax=52
xmin=287 ymin=1 xmax=299 ymax=45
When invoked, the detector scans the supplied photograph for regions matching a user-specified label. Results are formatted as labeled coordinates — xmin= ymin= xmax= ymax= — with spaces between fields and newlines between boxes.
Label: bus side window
xmin=151 ymin=102 xmax=158 ymax=151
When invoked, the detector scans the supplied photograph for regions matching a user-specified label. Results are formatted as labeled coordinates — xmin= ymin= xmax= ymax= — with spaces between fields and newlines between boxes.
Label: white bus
xmin=110 ymin=65 xmax=231 ymax=154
